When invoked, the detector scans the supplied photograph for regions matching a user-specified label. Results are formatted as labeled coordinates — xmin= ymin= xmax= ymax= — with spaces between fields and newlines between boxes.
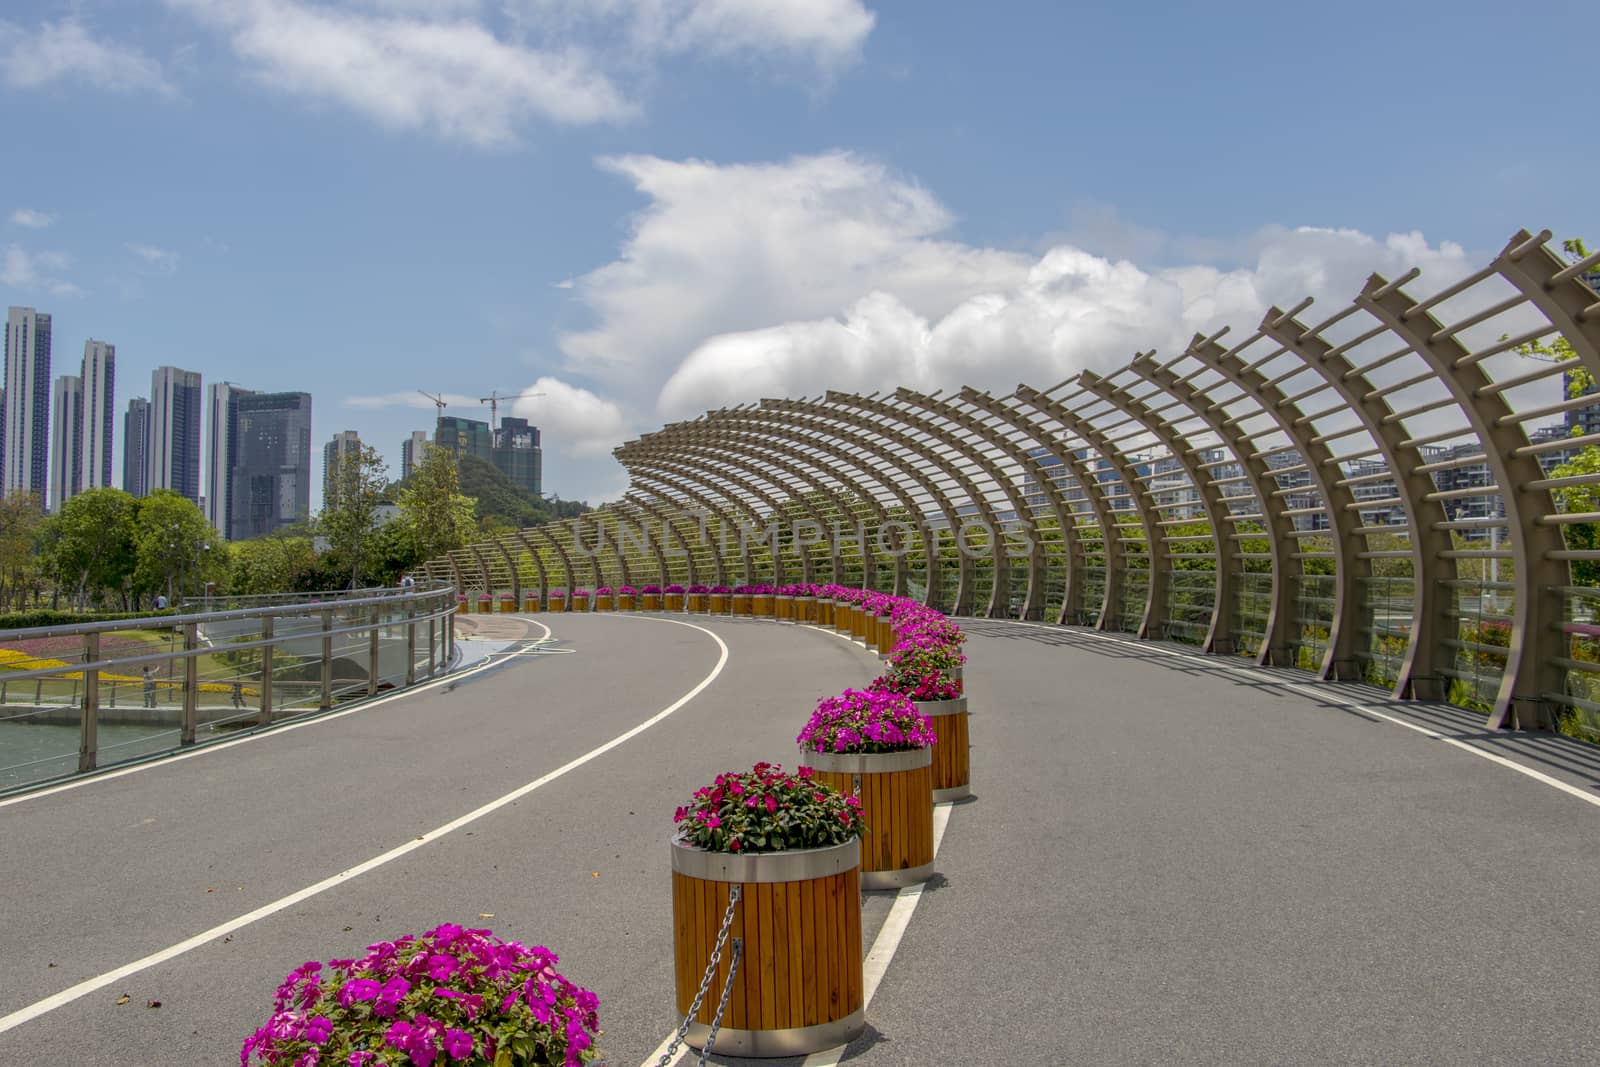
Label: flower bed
xmin=241 ymin=924 xmax=600 ymax=1066
xmin=686 ymin=584 xmax=709 ymax=612
xmin=663 ymin=583 xmax=685 ymax=611
xmin=641 ymin=584 xmax=662 ymax=611
xmin=617 ymin=585 xmax=637 ymax=611
xmin=593 ymin=586 xmax=614 ymax=611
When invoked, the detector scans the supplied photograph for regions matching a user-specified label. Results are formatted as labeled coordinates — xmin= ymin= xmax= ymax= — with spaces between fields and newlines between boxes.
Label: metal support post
xmin=368 ymin=605 xmax=381 ymax=697
xmin=320 ymin=609 xmax=334 ymax=709
xmin=79 ymin=632 xmax=99 ymax=773
xmin=406 ymin=601 xmax=417 ymax=685
xmin=182 ymin=623 xmax=199 ymax=746
xmin=259 ymin=617 xmax=274 ymax=726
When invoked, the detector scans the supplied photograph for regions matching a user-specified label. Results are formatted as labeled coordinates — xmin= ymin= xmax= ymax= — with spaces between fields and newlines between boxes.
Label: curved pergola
xmin=431 ymin=229 xmax=1600 ymax=732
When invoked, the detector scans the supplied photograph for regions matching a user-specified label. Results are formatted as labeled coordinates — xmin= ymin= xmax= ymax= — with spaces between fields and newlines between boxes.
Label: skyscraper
xmin=324 ymin=430 xmax=361 ymax=508
xmin=206 ymin=382 xmax=253 ymax=539
xmin=124 ymin=397 xmax=151 ymax=497
xmin=48 ymin=376 xmax=82 ymax=511
xmin=4 ymin=307 xmax=52 ymax=501
xmin=400 ymin=429 xmax=430 ymax=481
xmin=435 ymin=416 xmax=491 ymax=462
xmin=80 ymin=340 xmax=115 ymax=491
xmin=149 ymin=366 xmax=202 ymax=503
xmin=493 ymin=416 xmax=542 ymax=498
xmin=231 ymin=392 xmax=312 ymax=540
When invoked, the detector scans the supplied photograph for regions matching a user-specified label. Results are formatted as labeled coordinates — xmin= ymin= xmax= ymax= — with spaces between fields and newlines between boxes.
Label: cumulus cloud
xmin=555 ymin=151 xmax=1478 ymax=448
xmin=168 ymin=0 xmax=635 ymax=146
xmin=11 ymin=209 xmax=55 ymax=229
xmin=0 ymin=19 xmax=172 ymax=94
xmin=1 ymin=243 xmax=80 ymax=295
xmin=510 ymin=377 xmax=628 ymax=459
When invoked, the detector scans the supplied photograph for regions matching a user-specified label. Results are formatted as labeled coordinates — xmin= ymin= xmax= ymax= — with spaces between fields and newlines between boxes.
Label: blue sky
xmin=1 ymin=0 xmax=1592 ymax=507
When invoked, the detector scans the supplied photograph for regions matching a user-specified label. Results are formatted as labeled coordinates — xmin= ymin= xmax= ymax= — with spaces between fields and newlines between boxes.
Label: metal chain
xmin=655 ymin=884 xmax=742 ymax=1067
xmin=698 ymin=936 xmax=742 ymax=1066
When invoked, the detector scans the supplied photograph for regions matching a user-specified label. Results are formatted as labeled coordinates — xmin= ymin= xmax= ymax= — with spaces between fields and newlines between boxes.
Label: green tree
xmin=228 ymin=534 xmax=320 ymax=595
xmin=318 ymin=444 xmax=388 ymax=588
xmin=41 ymin=488 xmax=139 ymax=609
xmin=132 ymin=491 xmax=225 ymax=605
xmin=398 ymin=443 xmax=477 ymax=565
xmin=0 ymin=493 xmax=46 ymax=611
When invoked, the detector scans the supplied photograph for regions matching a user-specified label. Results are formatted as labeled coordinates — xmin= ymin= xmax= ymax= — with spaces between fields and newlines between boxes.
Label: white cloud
xmin=524 ymin=0 xmax=874 ymax=69
xmin=1 ymin=246 xmax=36 ymax=287
xmin=168 ymin=0 xmax=635 ymax=146
xmin=10 ymin=209 xmax=55 ymax=229
xmin=555 ymin=152 xmax=1478 ymax=447
xmin=1 ymin=243 xmax=80 ymax=294
xmin=0 ymin=19 xmax=172 ymax=94
xmin=126 ymin=242 xmax=179 ymax=272
xmin=509 ymin=376 xmax=627 ymax=458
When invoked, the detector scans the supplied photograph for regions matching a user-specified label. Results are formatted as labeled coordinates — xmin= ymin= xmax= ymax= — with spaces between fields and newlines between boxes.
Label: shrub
xmin=797 ymin=689 xmax=937 ymax=755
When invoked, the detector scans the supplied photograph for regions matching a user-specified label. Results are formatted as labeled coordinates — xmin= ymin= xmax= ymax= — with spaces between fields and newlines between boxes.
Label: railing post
xmin=320 ymin=608 xmax=333 ymax=710
xmin=259 ymin=617 xmax=274 ymax=727
xmin=79 ymin=632 xmax=99 ymax=773
xmin=427 ymin=614 xmax=436 ymax=678
xmin=368 ymin=605 xmax=381 ymax=697
xmin=406 ymin=600 xmax=417 ymax=686
xmin=182 ymin=622 xmax=198 ymax=746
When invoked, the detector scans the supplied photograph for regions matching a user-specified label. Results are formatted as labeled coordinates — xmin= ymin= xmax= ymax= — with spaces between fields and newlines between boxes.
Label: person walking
xmin=142 ymin=665 xmax=158 ymax=709
xmin=230 ymin=680 xmax=245 ymax=709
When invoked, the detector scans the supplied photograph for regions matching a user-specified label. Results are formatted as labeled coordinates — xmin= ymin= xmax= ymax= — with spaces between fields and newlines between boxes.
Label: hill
xmin=454 ymin=454 xmax=590 ymax=529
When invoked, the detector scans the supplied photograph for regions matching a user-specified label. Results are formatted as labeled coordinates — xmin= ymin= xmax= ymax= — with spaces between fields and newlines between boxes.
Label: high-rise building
xmin=149 ymin=366 xmax=203 ymax=502
xmin=493 ymin=416 xmax=542 ymax=498
xmin=4 ymin=307 xmax=52 ymax=501
xmin=231 ymin=392 xmax=312 ymax=540
xmin=435 ymin=416 xmax=492 ymax=462
xmin=123 ymin=397 xmax=151 ymax=497
xmin=48 ymin=376 xmax=82 ymax=510
xmin=79 ymin=341 xmax=115 ymax=491
xmin=206 ymin=382 xmax=254 ymax=539
xmin=400 ymin=429 xmax=430 ymax=481
xmin=323 ymin=430 xmax=361 ymax=508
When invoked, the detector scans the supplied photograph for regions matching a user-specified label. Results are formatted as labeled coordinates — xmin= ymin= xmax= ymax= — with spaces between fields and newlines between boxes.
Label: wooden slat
xmin=759 ymin=882 xmax=776 ymax=1030
xmin=741 ymin=878 xmax=761 ymax=1031
xmin=786 ymin=880 xmax=804 ymax=1025
xmin=801 ymin=877 xmax=818 ymax=1025
xmin=845 ymin=867 xmax=863 ymax=1012
xmin=715 ymin=881 xmax=735 ymax=1028
xmin=770 ymin=879 xmax=789 ymax=1029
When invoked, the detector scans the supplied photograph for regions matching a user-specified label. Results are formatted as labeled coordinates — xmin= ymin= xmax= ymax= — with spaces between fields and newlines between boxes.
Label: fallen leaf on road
xmin=146 ymin=1000 xmax=161 ymax=1009
xmin=478 ymin=913 xmax=495 ymax=919
xmin=115 ymin=995 xmax=130 ymax=1005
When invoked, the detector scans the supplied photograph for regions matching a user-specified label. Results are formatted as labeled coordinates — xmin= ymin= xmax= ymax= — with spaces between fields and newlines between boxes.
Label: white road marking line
xmin=1004 ymin=619 xmax=1600 ymax=811
xmin=0 ymin=622 xmax=729 ymax=1037
xmin=641 ymin=804 xmax=957 ymax=1067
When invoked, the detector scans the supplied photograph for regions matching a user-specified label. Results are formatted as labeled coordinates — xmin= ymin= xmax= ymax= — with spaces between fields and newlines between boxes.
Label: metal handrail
xmin=0 ymin=583 xmax=460 ymax=789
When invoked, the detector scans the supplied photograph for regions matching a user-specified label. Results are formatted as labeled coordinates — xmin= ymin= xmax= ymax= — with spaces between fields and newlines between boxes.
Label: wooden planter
xmin=834 ymin=601 xmax=853 ymax=635
xmin=710 ymin=594 xmax=731 ymax=614
xmin=595 ymin=595 xmax=614 ymax=612
xmin=774 ymin=595 xmax=793 ymax=622
xmin=688 ymin=594 xmax=709 ymax=612
xmin=548 ymin=597 xmax=568 ymax=613
xmin=476 ymin=598 xmax=493 ymax=614
xmin=523 ymin=594 xmax=540 ymax=613
xmin=876 ymin=616 xmax=895 ymax=653
xmin=498 ymin=596 xmax=516 ymax=614
xmin=797 ymin=598 xmax=817 ymax=624
xmin=456 ymin=598 xmax=469 ymax=616
xmin=912 ymin=696 xmax=970 ymax=802
xmin=617 ymin=594 xmax=635 ymax=611
xmin=800 ymin=747 xmax=934 ymax=889
xmin=671 ymin=838 xmax=865 ymax=1057
xmin=849 ymin=606 xmax=867 ymax=643
xmin=732 ymin=593 xmax=752 ymax=615
xmin=571 ymin=594 xmax=590 ymax=613
xmin=751 ymin=594 xmax=774 ymax=617
xmin=665 ymin=593 xmax=685 ymax=612
xmin=642 ymin=593 xmax=662 ymax=610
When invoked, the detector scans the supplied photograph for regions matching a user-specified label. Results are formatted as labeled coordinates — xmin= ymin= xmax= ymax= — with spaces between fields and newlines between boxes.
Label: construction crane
xmin=418 ymin=390 xmax=448 ymax=418
xmin=479 ymin=388 xmax=546 ymax=427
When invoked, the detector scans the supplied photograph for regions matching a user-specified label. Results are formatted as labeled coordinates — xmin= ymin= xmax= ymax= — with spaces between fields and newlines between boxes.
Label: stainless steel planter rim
xmin=860 ymin=861 xmax=935 ymax=890
xmin=911 ymin=696 xmax=968 ymax=716
xmin=671 ymin=835 xmax=860 ymax=883
xmin=799 ymin=746 xmax=931 ymax=774
xmin=685 ymin=1009 xmax=865 ymax=1058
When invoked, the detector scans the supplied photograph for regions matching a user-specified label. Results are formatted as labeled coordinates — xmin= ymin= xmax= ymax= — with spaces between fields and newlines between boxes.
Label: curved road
xmin=3 ymin=615 xmax=1600 ymax=1065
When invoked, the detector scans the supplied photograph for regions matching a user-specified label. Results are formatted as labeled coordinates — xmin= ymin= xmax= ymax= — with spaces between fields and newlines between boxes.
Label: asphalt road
xmin=3 ymin=614 xmax=1600 ymax=1065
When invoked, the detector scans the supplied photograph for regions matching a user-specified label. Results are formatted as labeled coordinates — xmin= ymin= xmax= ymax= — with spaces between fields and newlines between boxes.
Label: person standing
xmin=142 ymin=665 xmax=158 ymax=709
